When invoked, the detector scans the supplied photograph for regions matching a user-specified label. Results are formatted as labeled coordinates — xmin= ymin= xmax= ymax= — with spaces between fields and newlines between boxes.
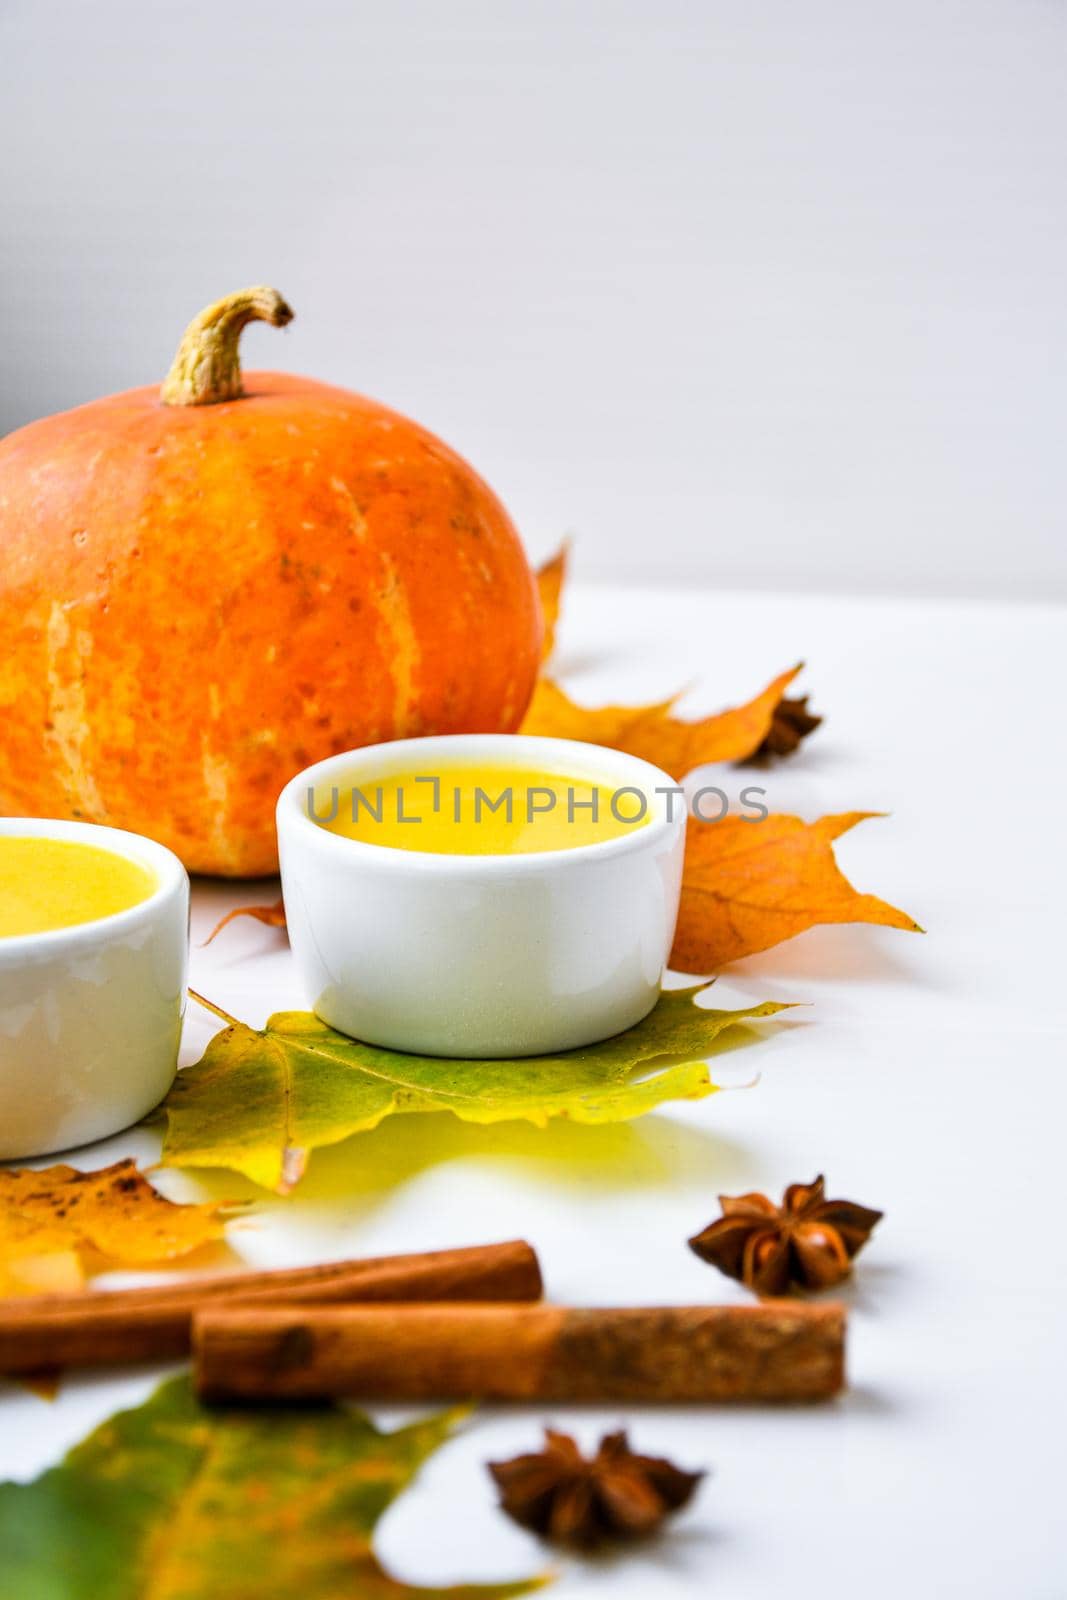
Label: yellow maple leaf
xmin=161 ymin=987 xmax=789 ymax=1192
xmin=0 ymin=1160 xmax=232 ymax=1297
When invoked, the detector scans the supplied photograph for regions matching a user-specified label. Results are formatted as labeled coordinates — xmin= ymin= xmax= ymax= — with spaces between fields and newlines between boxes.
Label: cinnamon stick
xmin=0 ymin=1240 xmax=542 ymax=1375
xmin=193 ymin=1301 xmax=846 ymax=1404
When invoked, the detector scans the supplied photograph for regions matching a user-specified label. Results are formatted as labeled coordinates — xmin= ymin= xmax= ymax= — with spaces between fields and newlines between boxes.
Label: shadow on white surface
xmin=717 ymin=925 xmax=929 ymax=990
xmin=827 ymin=1262 xmax=911 ymax=1318
xmin=171 ymin=1109 xmax=758 ymax=1215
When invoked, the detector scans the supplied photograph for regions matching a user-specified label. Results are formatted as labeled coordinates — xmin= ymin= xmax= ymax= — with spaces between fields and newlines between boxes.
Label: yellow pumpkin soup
xmin=316 ymin=762 xmax=650 ymax=855
xmin=0 ymin=838 xmax=157 ymax=937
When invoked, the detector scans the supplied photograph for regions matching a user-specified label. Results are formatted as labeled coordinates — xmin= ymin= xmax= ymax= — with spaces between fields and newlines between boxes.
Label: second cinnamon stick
xmin=194 ymin=1301 xmax=846 ymax=1404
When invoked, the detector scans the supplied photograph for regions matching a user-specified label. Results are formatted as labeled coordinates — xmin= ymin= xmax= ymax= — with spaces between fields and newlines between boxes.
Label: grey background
xmin=1 ymin=0 xmax=1064 ymax=599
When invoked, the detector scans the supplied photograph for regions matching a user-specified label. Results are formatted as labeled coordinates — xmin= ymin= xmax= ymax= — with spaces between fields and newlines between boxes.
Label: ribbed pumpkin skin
xmin=0 ymin=372 xmax=541 ymax=876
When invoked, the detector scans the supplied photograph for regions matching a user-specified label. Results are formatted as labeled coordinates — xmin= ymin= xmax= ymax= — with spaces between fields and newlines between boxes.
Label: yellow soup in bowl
xmin=0 ymin=837 xmax=158 ymax=938
xmin=317 ymin=761 xmax=650 ymax=855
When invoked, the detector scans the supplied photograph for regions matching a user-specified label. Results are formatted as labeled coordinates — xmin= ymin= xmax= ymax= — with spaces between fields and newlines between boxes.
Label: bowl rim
xmin=0 ymin=818 xmax=188 ymax=961
xmin=276 ymin=733 xmax=685 ymax=873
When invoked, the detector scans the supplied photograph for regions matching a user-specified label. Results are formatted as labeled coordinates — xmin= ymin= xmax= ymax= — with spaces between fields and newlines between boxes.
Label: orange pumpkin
xmin=0 ymin=288 xmax=542 ymax=875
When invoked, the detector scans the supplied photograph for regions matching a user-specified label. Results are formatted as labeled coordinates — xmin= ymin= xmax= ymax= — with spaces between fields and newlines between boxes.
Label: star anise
xmin=688 ymin=1175 xmax=882 ymax=1295
xmin=752 ymin=694 xmax=822 ymax=759
xmin=488 ymin=1428 xmax=705 ymax=1548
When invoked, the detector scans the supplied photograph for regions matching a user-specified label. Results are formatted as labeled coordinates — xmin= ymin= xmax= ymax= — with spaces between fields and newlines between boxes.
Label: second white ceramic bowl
xmin=0 ymin=818 xmax=189 ymax=1160
xmin=277 ymin=734 xmax=686 ymax=1057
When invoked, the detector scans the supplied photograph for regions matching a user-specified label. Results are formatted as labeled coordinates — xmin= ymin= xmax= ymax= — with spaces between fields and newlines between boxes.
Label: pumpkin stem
xmin=160 ymin=286 xmax=294 ymax=406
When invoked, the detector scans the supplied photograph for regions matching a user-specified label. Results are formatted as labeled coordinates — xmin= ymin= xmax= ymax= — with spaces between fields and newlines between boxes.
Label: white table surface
xmin=2 ymin=583 xmax=1064 ymax=1598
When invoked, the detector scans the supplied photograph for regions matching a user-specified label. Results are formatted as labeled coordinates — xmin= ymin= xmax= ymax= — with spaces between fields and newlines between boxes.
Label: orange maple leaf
xmin=521 ymin=665 xmax=805 ymax=773
xmin=536 ymin=540 xmax=571 ymax=663
xmin=202 ymin=900 xmax=288 ymax=945
xmin=671 ymin=812 xmax=923 ymax=971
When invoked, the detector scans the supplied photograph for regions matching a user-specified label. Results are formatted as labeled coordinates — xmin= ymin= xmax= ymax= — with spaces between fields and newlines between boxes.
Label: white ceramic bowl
xmin=277 ymin=734 xmax=686 ymax=1057
xmin=0 ymin=819 xmax=189 ymax=1160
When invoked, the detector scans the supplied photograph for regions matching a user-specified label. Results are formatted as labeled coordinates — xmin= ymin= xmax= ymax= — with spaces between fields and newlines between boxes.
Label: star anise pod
xmin=488 ymin=1428 xmax=705 ymax=1548
xmin=752 ymin=694 xmax=822 ymax=758
xmin=688 ymin=1175 xmax=882 ymax=1295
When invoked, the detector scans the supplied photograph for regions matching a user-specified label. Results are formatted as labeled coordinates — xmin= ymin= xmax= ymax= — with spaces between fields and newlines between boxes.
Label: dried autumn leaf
xmin=671 ymin=813 xmax=922 ymax=971
xmin=0 ymin=1211 xmax=83 ymax=1299
xmin=536 ymin=540 xmax=571 ymax=663
xmin=0 ymin=1160 xmax=231 ymax=1298
xmin=521 ymin=665 xmax=810 ymax=772
xmin=160 ymin=987 xmax=789 ymax=1193
xmin=0 ymin=1375 xmax=543 ymax=1600
xmin=202 ymin=899 xmax=288 ymax=945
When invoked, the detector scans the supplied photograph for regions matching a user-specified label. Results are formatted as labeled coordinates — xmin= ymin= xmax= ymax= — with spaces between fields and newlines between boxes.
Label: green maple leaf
xmin=159 ymin=986 xmax=789 ymax=1192
xmin=0 ymin=1376 xmax=544 ymax=1600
